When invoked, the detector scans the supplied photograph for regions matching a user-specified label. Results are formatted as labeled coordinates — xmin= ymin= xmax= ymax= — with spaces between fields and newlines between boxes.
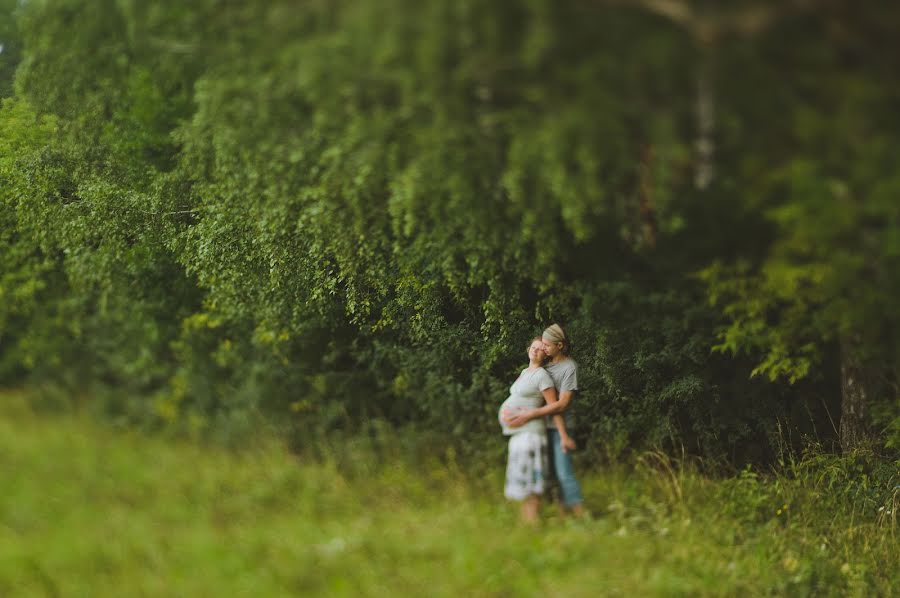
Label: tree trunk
xmin=839 ymin=336 xmax=872 ymax=452
xmin=693 ymin=53 xmax=715 ymax=190
xmin=606 ymin=0 xmax=824 ymax=190
xmin=638 ymin=144 xmax=658 ymax=248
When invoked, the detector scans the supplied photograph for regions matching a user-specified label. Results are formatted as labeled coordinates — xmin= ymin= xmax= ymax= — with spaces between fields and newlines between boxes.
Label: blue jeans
xmin=548 ymin=428 xmax=583 ymax=507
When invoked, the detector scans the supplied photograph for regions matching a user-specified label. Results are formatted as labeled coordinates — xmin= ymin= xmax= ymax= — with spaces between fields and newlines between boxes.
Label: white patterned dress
xmin=499 ymin=367 xmax=554 ymax=501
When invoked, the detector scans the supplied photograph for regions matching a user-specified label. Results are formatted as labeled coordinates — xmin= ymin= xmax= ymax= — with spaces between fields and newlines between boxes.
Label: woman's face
xmin=528 ymin=340 xmax=547 ymax=362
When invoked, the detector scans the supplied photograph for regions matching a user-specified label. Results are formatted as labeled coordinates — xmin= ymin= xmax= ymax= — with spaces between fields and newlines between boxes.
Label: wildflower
xmin=317 ymin=537 xmax=348 ymax=556
xmin=781 ymin=556 xmax=799 ymax=572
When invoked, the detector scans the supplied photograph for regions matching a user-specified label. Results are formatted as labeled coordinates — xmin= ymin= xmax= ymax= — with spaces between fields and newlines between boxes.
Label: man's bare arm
xmin=529 ymin=389 xmax=574 ymax=416
xmin=503 ymin=389 xmax=574 ymax=428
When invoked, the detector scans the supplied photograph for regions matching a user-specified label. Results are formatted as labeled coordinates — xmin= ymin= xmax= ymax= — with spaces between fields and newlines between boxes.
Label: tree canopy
xmin=1 ymin=0 xmax=897 ymax=459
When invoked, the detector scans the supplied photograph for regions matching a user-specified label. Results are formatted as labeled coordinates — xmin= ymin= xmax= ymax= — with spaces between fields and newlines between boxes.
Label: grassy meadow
xmin=1 ymin=393 xmax=897 ymax=597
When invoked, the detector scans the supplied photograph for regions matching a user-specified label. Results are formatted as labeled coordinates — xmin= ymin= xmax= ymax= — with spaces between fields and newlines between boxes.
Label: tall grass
xmin=1 ymin=392 xmax=897 ymax=597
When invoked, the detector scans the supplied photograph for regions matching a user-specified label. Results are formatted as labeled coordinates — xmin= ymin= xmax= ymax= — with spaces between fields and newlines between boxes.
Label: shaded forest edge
xmin=0 ymin=0 xmax=898 ymax=465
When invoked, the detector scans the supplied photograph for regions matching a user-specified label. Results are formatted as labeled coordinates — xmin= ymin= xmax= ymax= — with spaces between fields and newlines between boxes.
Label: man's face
xmin=542 ymin=339 xmax=561 ymax=357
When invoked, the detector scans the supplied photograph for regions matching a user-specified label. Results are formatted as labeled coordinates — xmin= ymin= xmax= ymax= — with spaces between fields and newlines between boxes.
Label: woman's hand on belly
xmin=503 ymin=408 xmax=538 ymax=428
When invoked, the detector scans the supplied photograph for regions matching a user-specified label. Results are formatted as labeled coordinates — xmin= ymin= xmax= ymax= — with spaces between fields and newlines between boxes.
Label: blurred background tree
xmin=1 ymin=0 xmax=897 ymax=459
xmin=0 ymin=0 xmax=19 ymax=98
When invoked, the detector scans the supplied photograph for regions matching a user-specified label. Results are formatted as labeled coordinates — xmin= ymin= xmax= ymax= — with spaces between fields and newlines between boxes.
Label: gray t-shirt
xmin=544 ymin=358 xmax=578 ymax=430
xmin=498 ymin=367 xmax=554 ymax=436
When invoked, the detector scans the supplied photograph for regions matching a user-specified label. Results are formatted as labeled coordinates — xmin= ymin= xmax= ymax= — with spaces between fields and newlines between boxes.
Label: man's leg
xmin=545 ymin=428 xmax=562 ymax=507
xmin=549 ymin=428 xmax=585 ymax=514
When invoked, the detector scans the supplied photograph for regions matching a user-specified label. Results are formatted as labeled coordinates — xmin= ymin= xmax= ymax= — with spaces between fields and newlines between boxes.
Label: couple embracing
xmin=499 ymin=324 xmax=584 ymax=523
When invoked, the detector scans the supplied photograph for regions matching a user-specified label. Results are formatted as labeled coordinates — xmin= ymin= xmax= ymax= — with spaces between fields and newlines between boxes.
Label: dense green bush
xmin=1 ymin=0 xmax=897 ymax=459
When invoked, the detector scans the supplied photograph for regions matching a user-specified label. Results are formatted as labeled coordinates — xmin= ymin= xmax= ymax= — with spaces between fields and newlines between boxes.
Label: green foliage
xmin=570 ymin=280 xmax=795 ymax=460
xmin=2 ymin=0 xmax=899 ymax=457
xmin=0 ymin=0 xmax=18 ymax=98
xmin=700 ymin=18 xmax=900 ymax=444
xmin=0 ymin=99 xmax=64 ymax=379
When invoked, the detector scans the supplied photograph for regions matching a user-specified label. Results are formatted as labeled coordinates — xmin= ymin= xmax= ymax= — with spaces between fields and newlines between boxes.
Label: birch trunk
xmin=839 ymin=336 xmax=872 ymax=452
xmin=694 ymin=53 xmax=715 ymax=190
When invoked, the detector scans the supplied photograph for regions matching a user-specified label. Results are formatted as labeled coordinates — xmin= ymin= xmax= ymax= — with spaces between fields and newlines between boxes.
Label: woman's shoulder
xmin=525 ymin=365 xmax=550 ymax=373
xmin=519 ymin=366 xmax=551 ymax=380
xmin=532 ymin=366 xmax=552 ymax=379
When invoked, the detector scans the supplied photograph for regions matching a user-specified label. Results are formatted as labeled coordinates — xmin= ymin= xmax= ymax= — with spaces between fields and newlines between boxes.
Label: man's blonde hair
xmin=542 ymin=323 xmax=570 ymax=355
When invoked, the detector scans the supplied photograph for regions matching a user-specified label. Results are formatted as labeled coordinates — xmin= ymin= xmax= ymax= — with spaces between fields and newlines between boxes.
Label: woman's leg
xmin=521 ymin=494 xmax=540 ymax=523
xmin=505 ymin=432 xmax=548 ymax=522
xmin=548 ymin=428 xmax=585 ymax=514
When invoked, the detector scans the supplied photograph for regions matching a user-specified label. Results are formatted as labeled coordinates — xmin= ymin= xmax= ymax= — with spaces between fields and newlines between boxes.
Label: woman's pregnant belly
xmin=498 ymin=395 xmax=544 ymax=435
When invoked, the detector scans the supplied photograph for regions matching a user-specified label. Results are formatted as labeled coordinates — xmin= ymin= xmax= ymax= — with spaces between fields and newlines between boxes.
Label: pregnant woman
xmin=499 ymin=337 xmax=576 ymax=523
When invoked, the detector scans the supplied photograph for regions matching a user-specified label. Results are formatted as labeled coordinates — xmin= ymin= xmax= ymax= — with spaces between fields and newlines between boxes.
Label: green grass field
xmin=1 ymin=394 xmax=897 ymax=597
